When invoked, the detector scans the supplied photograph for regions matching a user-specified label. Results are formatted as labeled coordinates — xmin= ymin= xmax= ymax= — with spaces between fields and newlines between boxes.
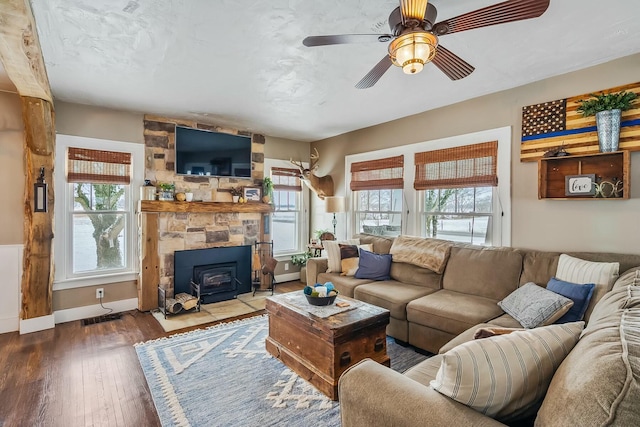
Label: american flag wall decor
xmin=520 ymin=82 xmax=640 ymax=162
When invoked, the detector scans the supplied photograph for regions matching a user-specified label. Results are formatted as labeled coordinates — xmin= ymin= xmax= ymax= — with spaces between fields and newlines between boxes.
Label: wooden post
xmin=21 ymin=97 xmax=55 ymax=319
xmin=138 ymin=212 xmax=160 ymax=311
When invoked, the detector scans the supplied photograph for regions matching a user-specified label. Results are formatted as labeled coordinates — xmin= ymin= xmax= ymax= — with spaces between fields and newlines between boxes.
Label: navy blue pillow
xmin=547 ymin=277 xmax=595 ymax=323
xmin=354 ymin=249 xmax=392 ymax=281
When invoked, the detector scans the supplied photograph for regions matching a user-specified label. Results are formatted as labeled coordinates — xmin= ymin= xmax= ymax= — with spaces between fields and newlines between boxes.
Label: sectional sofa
xmin=305 ymin=233 xmax=640 ymax=425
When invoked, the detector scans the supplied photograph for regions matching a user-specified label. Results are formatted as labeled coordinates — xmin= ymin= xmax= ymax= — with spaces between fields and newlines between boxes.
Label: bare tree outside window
xmin=73 ymin=183 xmax=127 ymax=271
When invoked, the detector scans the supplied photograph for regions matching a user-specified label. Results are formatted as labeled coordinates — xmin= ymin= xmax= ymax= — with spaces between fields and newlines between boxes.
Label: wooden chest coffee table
xmin=265 ymin=292 xmax=390 ymax=400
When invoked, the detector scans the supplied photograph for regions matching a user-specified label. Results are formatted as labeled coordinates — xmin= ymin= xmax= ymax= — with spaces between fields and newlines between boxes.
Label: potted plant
xmin=157 ymin=183 xmax=175 ymax=201
xmin=577 ymin=90 xmax=637 ymax=152
xmin=230 ymin=187 xmax=242 ymax=203
xmin=291 ymin=252 xmax=312 ymax=283
xmin=262 ymin=177 xmax=274 ymax=204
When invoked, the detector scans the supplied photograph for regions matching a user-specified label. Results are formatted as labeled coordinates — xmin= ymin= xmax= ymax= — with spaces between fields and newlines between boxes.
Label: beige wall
xmin=0 ymin=91 xmax=25 ymax=245
xmin=313 ymin=53 xmax=640 ymax=255
xmin=55 ymin=101 xmax=145 ymax=143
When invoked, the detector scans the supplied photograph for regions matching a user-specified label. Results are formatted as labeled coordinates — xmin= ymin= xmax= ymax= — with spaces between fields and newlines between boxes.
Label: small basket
xmin=305 ymin=294 xmax=337 ymax=306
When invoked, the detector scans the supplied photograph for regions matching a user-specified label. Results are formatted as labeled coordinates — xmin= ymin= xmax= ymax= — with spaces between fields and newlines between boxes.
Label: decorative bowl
xmin=305 ymin=294 xmax=337 ymax=306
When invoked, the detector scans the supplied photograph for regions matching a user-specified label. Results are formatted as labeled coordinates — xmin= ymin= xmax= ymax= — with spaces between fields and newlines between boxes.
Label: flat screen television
xmin=175 ymin=125 xmax=252 ymax=177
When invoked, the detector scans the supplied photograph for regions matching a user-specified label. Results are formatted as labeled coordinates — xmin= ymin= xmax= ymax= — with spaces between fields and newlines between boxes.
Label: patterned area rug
xmin=135 ymin=315 xmax=429 ymax=427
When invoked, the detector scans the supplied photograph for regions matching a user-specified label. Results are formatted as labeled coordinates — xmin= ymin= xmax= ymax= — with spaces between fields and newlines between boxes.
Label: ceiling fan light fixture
xmin=389 ymin=31 xmax=438 ymax=75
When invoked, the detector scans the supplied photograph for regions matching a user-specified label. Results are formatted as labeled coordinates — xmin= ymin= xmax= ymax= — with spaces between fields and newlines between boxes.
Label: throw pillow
xmin=430 ymin=321 xmax=584 ymax=422
xmin=339 ymin=244 xmax=373 ymax=276
xmin=546 ymin=277 xmax=595 ymax=323
xmin=498 ymin=282 xmax=574 ymax=328
xmin=323 ymin=239 xmax=360 ymax=273
xmin=354 ymin=249 xmax=392 ymax=281
xmin=555 ymin=254 xmax=619 ymax=319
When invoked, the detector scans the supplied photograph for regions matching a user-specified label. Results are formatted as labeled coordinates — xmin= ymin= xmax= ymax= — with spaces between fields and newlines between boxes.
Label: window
xmin=416 ymin=141 xmax=498 ymax=245
xmin=350 ymin=155 xmax=404 ymax=236
xmin=54 ymin=135 xmax=144 ymax=289
xmin=422 ymin=187 xmax=493 ymax=245
xmin=344 ymin=127 xmax=511 ymax=246
xmin=267 ymin=162 xmax=308 ymax=256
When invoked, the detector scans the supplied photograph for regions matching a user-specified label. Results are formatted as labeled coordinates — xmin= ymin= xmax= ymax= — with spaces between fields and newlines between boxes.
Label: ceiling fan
xmin=303 ymin=0 xmax=550 ymax=89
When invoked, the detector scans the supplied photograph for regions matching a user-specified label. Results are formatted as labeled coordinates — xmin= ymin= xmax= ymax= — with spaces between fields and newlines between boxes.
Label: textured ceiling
xmin=30 ymin=0 xmax=640 ymax=142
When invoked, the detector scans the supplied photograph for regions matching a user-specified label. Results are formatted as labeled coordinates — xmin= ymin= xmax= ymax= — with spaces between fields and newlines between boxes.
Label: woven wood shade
xmin=414 ymin=141 xmax=498 ymax=190
xmin=350 ymin=155 xmax=404 ymax=191
xmin=67 ymin=147 xmax=131 ymax=184
xmin=271 ymin=167 xmax=302 ymax=192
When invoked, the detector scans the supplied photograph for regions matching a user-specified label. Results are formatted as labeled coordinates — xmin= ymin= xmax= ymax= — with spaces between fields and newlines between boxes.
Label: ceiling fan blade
xmin=432 ymin=45 xmax=475 ymax=80
xmin=399 ymin=0 xmax=428 ymax=22
xmin=303 ymin=34 xmax=392 ymax=47
xmin=355 ymin=56 xmax=393 ymax=89
xmin=432 ymin=0 xmax=550 ymax=36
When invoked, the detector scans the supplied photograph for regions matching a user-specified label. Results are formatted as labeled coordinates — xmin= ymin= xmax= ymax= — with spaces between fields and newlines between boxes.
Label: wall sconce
xmin=34 ymin=166 xmax=47 ymax=213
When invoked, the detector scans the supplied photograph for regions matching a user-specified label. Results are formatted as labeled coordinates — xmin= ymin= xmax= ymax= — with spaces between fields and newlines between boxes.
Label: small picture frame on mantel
xmin=243 ymin=186 xmax=262 ymax=202
xmin=565 ymin=174 xmax=596 ymax=196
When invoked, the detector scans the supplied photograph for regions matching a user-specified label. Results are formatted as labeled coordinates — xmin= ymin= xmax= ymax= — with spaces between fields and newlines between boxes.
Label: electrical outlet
xmin=284 ymin=262 xmax=289 ymax=271
xmin=96 ymin=288 xmax=104 ymax=299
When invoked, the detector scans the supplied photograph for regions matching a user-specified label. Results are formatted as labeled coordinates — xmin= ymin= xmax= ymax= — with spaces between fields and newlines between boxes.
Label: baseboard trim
xmin=275 ymin=272 xmax=300 ymax=283
xmin=0 ymin=316 xmax=19 ymax=334
xmin=54 ymin=298 xmax=139 ymax=324
xmin=20 ymin=314 xmax=55 ymax=334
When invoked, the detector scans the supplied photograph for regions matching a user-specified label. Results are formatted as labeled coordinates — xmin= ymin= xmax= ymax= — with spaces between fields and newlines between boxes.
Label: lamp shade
xmin=325 ymin=196 xmax=346 ymax=213
xmin=389 ymin=31 xmax=438 ymax=75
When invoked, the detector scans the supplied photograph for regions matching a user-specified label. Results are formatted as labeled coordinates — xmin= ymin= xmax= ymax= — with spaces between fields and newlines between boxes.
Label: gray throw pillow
xmin=498 ymin=282 xmax=574 ymax=328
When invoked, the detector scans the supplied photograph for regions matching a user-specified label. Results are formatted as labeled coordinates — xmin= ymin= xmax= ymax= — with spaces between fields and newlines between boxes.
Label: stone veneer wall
xmin=142 ymin=115 xmax=267 ymax=294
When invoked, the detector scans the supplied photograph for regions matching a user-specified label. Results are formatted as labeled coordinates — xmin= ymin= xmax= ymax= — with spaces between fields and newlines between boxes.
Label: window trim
xmin=345 ymin=127 xmax=511 ymax=246
xmin=53 ymin=134 xmax=144 ymax=290
xmin=264 ymin=158 xmax=309 ymax=258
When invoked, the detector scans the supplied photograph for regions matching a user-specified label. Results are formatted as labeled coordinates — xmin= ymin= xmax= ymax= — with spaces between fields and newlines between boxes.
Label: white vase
xmin=232 ymin=195 xmax=240 ymax=203
xmin=595 ymin=109 xmax=621 ymax=152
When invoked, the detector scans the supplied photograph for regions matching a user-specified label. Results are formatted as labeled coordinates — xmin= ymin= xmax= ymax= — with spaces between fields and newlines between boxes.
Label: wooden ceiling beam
xmin=0 ymin=0 xmax=52 ymax=102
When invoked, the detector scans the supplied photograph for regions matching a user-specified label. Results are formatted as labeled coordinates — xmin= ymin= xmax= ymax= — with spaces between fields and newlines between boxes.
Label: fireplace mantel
xmin=137 ymin=200 xmax=272 ymax=311
xmin=139 ymin=200 xmax=274 ymax=214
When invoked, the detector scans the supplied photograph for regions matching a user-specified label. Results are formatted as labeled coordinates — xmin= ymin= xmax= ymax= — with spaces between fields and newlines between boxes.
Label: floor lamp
xmin=325 ymin=196 xmax=346 ymax=238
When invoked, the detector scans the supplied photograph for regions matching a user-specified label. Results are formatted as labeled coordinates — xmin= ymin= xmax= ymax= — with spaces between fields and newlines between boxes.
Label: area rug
xmin=151 ymin=292 xmax=269 ymax=332
xmin=135 ymin=314 xmax=430 ymax=427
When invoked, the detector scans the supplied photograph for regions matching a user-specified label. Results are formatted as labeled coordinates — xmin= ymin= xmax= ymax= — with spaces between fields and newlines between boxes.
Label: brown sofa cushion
xmin=519 ymin=250 xmax=640 ymax=287
xmin=390 ymin=262 xmax=442 ymax=289
xmin=316 ymin=272 xmax=372 ymax=298
xmin=354 ymin=281 xmax=437 ymax=320
xmin=407 ymin=290 xmax=505 ymax=336
xmin=443 ymin=246 xmax=522 ymax=300
xmin=536 ymin=285 xmax=640 ymax=426
xmin=354 ymin=233 xmax=394 ymax=254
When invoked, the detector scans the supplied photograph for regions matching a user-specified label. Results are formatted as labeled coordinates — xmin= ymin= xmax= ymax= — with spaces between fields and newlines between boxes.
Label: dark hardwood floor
xmin=0 ymin=281 xmax=304 ymax=427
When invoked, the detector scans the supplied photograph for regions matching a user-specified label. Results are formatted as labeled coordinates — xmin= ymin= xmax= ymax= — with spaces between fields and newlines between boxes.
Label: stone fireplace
xmin=136 ymin=115 xmax=272 ymax=311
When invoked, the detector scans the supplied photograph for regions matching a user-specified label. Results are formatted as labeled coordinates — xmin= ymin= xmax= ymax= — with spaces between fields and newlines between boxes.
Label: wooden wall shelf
xmin=538 ymin=151 xmax=630 ymax=200
xmin=139 ymin=200 xmax=274 ymax=213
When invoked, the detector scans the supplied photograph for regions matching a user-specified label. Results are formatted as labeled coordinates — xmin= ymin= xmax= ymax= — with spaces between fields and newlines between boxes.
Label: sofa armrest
xmin=306 ymin=257 xmax=328 ymax=285
xmin=339 ymin=359 xmax=505 ymax=427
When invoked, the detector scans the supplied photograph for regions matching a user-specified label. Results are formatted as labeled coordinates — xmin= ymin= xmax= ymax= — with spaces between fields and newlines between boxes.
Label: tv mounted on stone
xmin=175 ymin=125 xmax=252 ymax=178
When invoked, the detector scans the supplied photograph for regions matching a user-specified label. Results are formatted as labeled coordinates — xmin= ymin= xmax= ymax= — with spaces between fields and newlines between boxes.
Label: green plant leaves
xmin=577 ymin=90 xmax=638 ymax=117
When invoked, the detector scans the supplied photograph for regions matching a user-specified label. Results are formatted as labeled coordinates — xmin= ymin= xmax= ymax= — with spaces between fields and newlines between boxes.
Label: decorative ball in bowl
xmin=303 ymin=283 xmax=338 ymax=306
